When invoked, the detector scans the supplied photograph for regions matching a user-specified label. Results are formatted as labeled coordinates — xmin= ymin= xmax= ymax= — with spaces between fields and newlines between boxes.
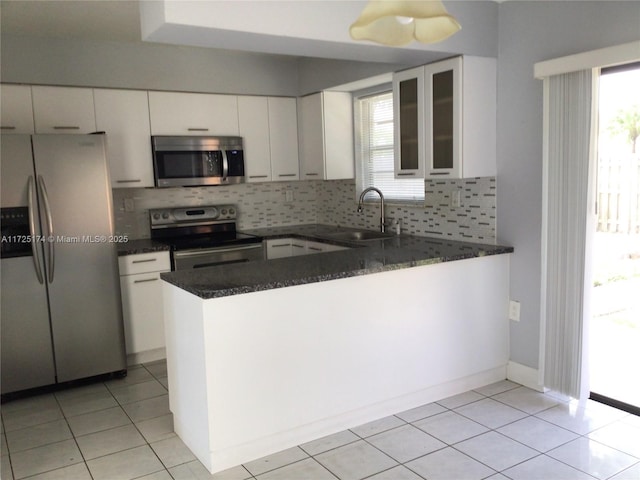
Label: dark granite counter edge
xmin=162 ymin=245 xmax=513 ymax=300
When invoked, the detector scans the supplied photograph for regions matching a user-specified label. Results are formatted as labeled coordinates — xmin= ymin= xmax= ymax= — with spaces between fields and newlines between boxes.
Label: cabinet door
xmin=298 ymin=93 xmax=325 ymax=180
xmin=1 ymin=84 xmax=35 ymax=134
xmin=94 ymin=89 xmax=154 ymax=188
xmin=265 ymin=239 xmax=292 ymax=259
xmin=323 ymin=92 xmax=355 ymax=180
xmin=148 ymin=91 xmax=239 ymax=136
xmin=238 ymin=96 xmax=271 ymax=182
xmin=291 ymin=239 xmax=307 ymax=256
xmin=32 ymin=86 xmax=96 ymax=133
xmin=393 ymin=67 xmax=425 ymax=178
xmin=425 ymin=57 xmax=462 ymax=178
xmin=120 ymin=272 xmax=166 ymax=355
xmin=269 ymin=97 xmax=300 ymax=181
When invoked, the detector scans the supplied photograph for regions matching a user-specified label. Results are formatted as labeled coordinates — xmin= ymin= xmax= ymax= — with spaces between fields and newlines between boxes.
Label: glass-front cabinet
xmin=393 ymin=66 xmax=425 ymax=178
xmin=393 ymin=56 xmax=496 ymax=180
xmin=425 ymin=57 xmax=462 ymax=178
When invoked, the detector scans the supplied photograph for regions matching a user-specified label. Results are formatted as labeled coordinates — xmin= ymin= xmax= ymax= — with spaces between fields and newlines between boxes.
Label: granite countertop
xmin=161 ymin=224 xmax=513 ymax=300
xmin=116 ymin=239 xmax=170 ymax=256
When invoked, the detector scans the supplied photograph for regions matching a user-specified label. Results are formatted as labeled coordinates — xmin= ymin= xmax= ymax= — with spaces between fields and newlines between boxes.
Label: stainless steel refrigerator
xmin=1 ymin=134 xmax=126 ymax=395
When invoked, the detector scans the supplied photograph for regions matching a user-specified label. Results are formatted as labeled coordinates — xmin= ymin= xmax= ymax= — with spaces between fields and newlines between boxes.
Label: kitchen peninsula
xmin=161 ymin=227 xmax=513 ymax=474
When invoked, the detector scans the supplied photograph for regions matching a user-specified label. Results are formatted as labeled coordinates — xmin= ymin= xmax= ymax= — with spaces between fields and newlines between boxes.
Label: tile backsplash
xmin=113 ymin=177 xmax=496 ymax=243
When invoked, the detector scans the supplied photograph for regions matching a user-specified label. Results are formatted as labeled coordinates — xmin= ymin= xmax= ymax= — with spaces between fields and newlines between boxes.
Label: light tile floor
xmin=2 ymin=361 xmax=640 ymax=480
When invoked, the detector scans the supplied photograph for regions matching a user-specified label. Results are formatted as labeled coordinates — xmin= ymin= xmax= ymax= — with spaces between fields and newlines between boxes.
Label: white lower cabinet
xmin=118 ymin=251 xmax=171 ymax=363
xmin=265 ymin=239 xmax=293 ymax=259
xmin=265 ymin=238 xmax=348 ymax=259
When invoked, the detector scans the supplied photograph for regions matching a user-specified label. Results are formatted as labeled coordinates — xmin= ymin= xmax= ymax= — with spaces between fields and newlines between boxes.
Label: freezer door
xmin=32 ymin=134 xmax=126 ymax=382
xmin=1 ymin=136 xmax=56 ymax=394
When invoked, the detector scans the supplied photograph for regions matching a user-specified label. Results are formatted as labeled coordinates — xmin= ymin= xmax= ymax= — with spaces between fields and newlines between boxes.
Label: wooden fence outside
xmin=597 ymin=154 xmax=640 ymax=234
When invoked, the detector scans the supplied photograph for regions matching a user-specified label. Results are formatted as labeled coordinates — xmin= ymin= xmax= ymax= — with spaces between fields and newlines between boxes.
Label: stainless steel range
xmin=149 ymin=205 xmax=263 ymax=270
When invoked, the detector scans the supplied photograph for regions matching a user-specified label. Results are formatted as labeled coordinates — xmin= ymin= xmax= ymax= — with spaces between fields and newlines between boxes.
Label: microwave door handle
xmin=28 ymin=176 xmax=44 ymax=284
xmin=221 ymin=150 xmax=229 ymax=181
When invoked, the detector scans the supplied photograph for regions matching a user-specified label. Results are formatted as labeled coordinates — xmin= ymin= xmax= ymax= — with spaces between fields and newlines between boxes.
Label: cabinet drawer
xmin=118 ymin=252 xmax=171 ymax=275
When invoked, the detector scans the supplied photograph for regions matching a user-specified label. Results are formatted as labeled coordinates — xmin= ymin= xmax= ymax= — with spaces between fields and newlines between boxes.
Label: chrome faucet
xmin=357 ymin=187 xmax=385 ymax=232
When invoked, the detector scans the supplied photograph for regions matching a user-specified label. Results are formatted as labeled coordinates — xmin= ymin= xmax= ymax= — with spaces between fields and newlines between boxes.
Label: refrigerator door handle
xmin=28 ymin=176 xmax=45 ymax=284
xmin=37 ymin=175 xmax=55 ymax=283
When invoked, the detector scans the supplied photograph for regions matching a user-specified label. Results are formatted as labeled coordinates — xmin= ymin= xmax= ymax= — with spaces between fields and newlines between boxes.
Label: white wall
xmin=0 ymin=34 xmax=300 ymax=96
xmin=496 ymin=1 xmax=640 ymax=369
xmin=0 ymin=34 xmax=408 ymax=96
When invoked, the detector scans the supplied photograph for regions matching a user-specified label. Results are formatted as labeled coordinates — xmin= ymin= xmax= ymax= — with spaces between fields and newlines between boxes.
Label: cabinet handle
xmin=292 ymin=243 xmax=305 ymax=248
xmin=187 ymin=128 xmax=209 ymax=132
xmin=308 ymin=246 xmax=322 ymax=252
xmin=116 ymin=179 xmax=142 ymax=183
xmin=278 ymin=174 xmax=297 ymax=178
xmin=429 ymin=172 xmax=449 ymax=176
xmin=1 ymin=126 xmax=16 ymax=130
xmin=305 ymin=173 xmax=319 ymax=176
xmin=53 ymin=126 xmax=81 ymax=130
xmin=397 ymin=172 xmax=416 ymax=176
xmin=271 ymin=243 xmax=290 ymax=248
xmin=249 ymin=175 xmax=269 ymax=179
xmin=134 ymin=277 xmax=159 ymax=284
xmin=132 ymin=258 xmax=157 ymax=264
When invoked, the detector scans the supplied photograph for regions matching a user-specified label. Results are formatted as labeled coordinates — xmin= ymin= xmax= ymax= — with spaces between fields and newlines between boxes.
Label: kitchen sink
xmin=322 ymin=230 xmax=395 ymax=242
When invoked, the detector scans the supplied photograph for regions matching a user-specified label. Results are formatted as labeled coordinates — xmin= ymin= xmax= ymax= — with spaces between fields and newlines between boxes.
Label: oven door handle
xmin=173 ymin=244 xmax=262 ymax=259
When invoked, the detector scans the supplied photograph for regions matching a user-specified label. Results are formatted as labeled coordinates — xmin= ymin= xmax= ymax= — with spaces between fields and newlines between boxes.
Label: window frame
xmin=354 ymin=86 xmax=425 ymax=206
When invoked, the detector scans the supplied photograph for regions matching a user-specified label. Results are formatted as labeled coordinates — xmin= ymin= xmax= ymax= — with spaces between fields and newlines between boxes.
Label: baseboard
xmin=197 ymin=365 xmax=507 ymax=474
xmin=507 ymin=361 xmax=545 ymax=392
xmin=127 ymin=348 xmax=166 ymax=366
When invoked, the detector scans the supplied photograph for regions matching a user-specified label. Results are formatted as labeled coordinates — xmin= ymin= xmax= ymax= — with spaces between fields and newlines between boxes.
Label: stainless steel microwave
xmin=152 ymin=136 xmax=245 ymax=187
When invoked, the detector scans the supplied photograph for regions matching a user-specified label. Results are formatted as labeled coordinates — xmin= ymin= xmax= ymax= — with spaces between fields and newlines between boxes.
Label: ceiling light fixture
xmin=349 ymin=0 xmax=461 ymax=47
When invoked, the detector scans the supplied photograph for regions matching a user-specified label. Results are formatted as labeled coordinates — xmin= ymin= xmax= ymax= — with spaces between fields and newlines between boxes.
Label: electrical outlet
xmin=451 ymin=190 xmax=461 ymax=208
xmin=285 ymin=189 xmax=294 ymax=203
xmin=124 ymin=198 xmax=135 ymax=212
xmin=508 ymin=300 xmax=521 ymax=322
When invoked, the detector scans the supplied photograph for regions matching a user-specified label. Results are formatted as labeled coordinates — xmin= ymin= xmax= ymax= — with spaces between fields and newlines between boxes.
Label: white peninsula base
xmin=162 ymin=254 xmax=510 ymax=474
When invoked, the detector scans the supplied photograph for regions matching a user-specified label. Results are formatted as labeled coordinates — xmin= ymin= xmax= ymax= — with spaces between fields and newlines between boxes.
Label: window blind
xmin=356 ymin=91 xmax=424 ymax=202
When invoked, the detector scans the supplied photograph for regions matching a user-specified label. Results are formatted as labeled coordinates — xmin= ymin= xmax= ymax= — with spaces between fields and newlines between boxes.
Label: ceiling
xmin=0 ymin=1 xmax=497 ymax=65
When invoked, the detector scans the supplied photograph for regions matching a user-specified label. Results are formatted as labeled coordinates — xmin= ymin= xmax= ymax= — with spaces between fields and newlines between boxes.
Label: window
xmin=355 ymin=90 xmax=424 ymax=203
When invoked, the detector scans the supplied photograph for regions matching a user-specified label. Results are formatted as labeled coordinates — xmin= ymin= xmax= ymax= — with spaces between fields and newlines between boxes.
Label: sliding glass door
xmin=589 ymin=62 xmax=640 ymax=414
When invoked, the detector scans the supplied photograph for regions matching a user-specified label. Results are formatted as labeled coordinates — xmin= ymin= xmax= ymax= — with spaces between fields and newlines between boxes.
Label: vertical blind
xmin=541 ymin=69 xmax=595 ymax=399
xmin=356 ymin=91 xmax=424 ymax=202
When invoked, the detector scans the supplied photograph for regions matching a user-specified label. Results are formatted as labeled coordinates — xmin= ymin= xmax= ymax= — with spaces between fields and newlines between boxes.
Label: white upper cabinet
xmin=268 ymin=97 xmax=299 ymax=181
xmin=32 ymin=86 xmax=96 ymax=134
xmin=393 ymin=66 xmax=425 ymax=178
xmin=1 ymin=85 xmax=35 ymax=134
xmin=238 ymin=96 xmax=272 ymax=182
xmin=456 ymin=56 xmax=496 ymax=178
xmin=94 ymin=89 xmax=155 ymax=188
xmin=394 ymin=56 xmax=496 ymax=179
xmin=298 ymin=91 xmax=354 ymax=181
xmin=425 ymin=58 xmax=460 ymax=178
xmin=148 ymin=91 xmax=239 ymax=136
xmin=238 ymin=96 xmax=300 ymax=183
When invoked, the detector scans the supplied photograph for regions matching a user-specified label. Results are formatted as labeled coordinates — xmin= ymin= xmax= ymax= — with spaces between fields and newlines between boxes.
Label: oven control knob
xmin=152 ymin=213 xmax=160 ymax=220
xmin=229 ymin=208 xmax=235 ymax=215
xmin=162 ymin=212 xmax=170 ymax=219
xmin=221 ymin=209 xmax=227 ymax=216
